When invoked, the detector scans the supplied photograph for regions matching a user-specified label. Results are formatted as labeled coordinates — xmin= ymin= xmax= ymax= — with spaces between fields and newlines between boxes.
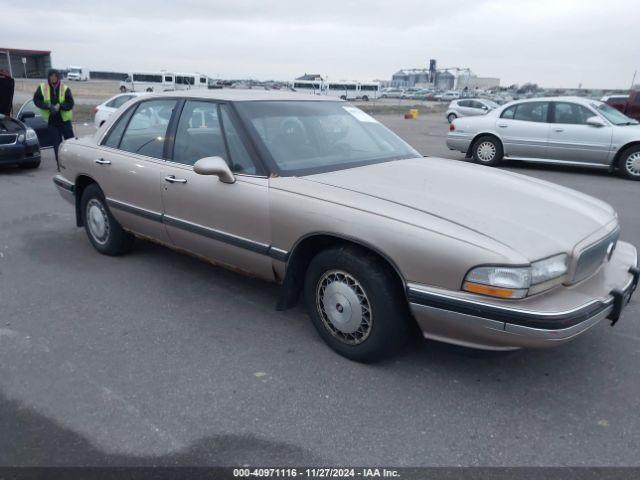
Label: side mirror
xmin=586 ymin=116 xmax=606 ymax=127
xmin=193 ymin=156 xmax=236 ymax=184
xmin=20 ymin=111 xmax=35 ymax=121
xmin=481 ymin=105 xmax=488 ymax=110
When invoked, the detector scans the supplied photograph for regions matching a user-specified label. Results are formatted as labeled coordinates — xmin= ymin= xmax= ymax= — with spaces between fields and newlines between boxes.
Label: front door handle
xmin=164 ymin=175 xmax=187 ymax=184
xmin=95 ymin=158 xmax=111 ymax=165
xmin=497 ymin=123 xmax=508 ymax=128
xmin=553 ymin=128 xmax=564 ymax=133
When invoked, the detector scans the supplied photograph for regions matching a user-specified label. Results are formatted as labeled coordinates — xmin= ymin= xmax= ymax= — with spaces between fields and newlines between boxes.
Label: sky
xmin=3 ymin=0 xmax=639 ymax=89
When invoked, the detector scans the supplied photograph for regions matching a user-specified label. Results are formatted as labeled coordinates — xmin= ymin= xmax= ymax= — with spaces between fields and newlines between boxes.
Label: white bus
xmin=357 ymin=82 xmax=380 ymax=101
xmin=174 ymin=73 xmax=209 ymax=90
xmin=292 ymin=80 xmax=324 ymax=95
xmin=119 ymin=71 xmax=176 ymax=93
xmin=292 ymin=80 xmax=379 ymax=101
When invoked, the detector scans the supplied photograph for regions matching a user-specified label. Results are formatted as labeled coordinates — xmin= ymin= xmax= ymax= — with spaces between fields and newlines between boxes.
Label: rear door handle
xmin=95 ymin=158 xmax=111 ymax=165
xmin=553 ymin=128 xmax=564 ymax=133
xmin=164 ymin=175 xmax=187 ymax=184
xmin=497 ymin=124 xmax=508 ymax=128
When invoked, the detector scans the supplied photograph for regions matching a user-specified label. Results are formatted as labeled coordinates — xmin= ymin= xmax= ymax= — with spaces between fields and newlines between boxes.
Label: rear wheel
xmin=447 ymin=113 xmax=457 ymax=123
xmin=80 ymin=184 xmax=134 ymax=255
xmin=618 ymin=146 xmax=640 ymax=180
xmin=472 ymin=135 xmax=503 ymax=166
xmin=304 ymin=246 xmax=409 ymax=362
xmin=119 ymin=86 xmax=127 ymax=93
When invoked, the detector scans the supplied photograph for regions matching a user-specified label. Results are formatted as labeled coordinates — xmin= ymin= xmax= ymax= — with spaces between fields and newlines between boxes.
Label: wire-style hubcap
xmin=86 ymin=199 xmax=110 ymax=245
xmin=477 ymin=141 xmax=497 ymax=162
xmin=316 ymin=270 xmax=372 ymax=345
xmin=626 ymin=152 xmax=640 ymax=177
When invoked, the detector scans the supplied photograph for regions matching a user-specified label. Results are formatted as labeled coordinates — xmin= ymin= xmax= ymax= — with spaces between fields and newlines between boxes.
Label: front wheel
xmin=119 ymin=86 xmax=127 ymax=93
xmin=472 ymin=135 xmax=503 ymax=166
xmin=81 ymin=184 xmax=134 ymax=255
xmin=618 ymin=146 xmax=640 ymax=180
xmin=304 ymin=246 xmax=409 ymax=362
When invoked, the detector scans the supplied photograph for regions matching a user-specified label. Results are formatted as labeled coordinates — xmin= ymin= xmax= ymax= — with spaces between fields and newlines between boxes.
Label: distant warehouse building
xmin=0 ymin=47 xmax=51 ymax=78
xmin=457 ymin=76 xmax=500 ymax=90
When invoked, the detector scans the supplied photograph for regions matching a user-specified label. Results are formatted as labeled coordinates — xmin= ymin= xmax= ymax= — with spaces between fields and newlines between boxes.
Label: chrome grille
xmin=0 ymin=134 xmax=18 ymax=145
xmin=572 ymin=229 xmax=620 ymax=284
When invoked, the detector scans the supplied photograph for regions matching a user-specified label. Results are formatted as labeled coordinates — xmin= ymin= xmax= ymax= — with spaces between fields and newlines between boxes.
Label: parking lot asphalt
xmin=1 ymin=113 xmax=639 ymax=467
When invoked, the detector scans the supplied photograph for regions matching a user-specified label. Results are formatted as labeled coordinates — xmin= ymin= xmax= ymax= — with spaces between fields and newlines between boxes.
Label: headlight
xmin=464 ymin=254 xmax=568 ymax=299
xmin=531 ymin=254 xmax=568 ymax=285
xmin=18 ymin=134 xmax=25 ymax=142
xmin=25 ymin=128 xmax=38 ymax=141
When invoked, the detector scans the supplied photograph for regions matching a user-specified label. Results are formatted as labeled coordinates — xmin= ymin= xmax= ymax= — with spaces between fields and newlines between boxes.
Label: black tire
xmin=304 ymin=246 xmax=409 ymax=362
xmin=340 ymin=95 xmax=347 ymax=101
xmin=146 ymin=88 xmax=153 ymax=92
xmin=447 ymin=113 xmax=457 ymax=123
xmin=80 ymin=183 xmax=134 ymax=255
xmin=19 ymin=160 xmax=41 ymax=169
xmin=472 ymin=135 xmax=503 ymax=166
xmin=119 ymin=86 xmax=127 ymax=93
xmin=617 ymin=145 xmax=640 ymax=181
xmin=362 ymin=95 xmax=369 ymax=102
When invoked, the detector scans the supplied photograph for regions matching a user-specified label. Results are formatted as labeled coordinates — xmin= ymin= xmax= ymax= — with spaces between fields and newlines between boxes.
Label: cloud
xmin=3 ymin=0 xmax=637 ymax=88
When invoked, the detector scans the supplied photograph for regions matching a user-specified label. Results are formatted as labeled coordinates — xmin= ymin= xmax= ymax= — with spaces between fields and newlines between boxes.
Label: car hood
xmin=0 ymin=73 xmax=15 ymax=116
xmin=302 ymin=157 xmax=617 ymax=260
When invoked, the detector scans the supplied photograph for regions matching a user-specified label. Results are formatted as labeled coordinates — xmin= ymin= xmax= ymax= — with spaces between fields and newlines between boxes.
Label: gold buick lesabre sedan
xmin=53 ymin=90 xmax=639 ymax=362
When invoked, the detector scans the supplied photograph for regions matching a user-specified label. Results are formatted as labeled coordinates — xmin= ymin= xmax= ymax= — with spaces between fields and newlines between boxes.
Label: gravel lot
xmin=1 ymin=112 xmax=639 ymax=467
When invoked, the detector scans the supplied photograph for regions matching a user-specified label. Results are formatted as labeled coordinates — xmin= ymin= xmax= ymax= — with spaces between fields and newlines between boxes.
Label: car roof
xmin=505 ymin=96 xmax=602 ymax=106
xmin=143 ymin=89 xmax=340 ymax=102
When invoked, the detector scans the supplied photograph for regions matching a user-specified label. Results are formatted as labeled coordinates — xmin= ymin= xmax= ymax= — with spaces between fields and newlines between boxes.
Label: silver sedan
xmin=446 ymin=96 xmax=640 ymax=180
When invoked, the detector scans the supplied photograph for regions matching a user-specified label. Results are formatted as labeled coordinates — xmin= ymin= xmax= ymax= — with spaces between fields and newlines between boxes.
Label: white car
xmin=441 ymin=91 xmax=460 ymax=102
xmin=93 ymin=93 xmax=145 ymax=129
xmin=446 ymin=96 xmax=640 ymax=180
xmin=446 ymin=98 xmax=499 ymax=123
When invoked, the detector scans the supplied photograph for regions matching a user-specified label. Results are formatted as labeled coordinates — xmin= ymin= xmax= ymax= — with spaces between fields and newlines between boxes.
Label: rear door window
xmin=118 ymin=99 xmax=176 ymax=159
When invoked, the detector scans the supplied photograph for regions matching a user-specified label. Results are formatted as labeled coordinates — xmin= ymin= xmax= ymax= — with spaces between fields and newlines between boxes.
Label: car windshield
xmin=235 ymin=101 xmax=421 ymax=175
xmin=592 ymin=101 xmax=638 ymax=125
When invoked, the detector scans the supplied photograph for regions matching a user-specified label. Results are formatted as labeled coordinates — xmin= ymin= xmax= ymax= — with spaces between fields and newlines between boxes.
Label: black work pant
xmin=49 ymin=121 xmax=75 ymax=169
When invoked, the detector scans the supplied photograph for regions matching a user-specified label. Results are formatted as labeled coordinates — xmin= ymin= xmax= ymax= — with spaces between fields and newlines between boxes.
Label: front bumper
xmin=408 ymin=241 xmax=638 ymax=350
xmin=0 ymin=142 xmax=41 ymax=165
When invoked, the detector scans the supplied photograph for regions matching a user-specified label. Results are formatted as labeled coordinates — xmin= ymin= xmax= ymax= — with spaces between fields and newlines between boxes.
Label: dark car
xmin=603 ymin=91 xmax=640 ymax=121
xmin=0 ymin=72 xmax=41 ymax=168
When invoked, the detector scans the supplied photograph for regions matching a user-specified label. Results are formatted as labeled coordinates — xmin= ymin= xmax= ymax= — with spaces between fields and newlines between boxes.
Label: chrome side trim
xmin=504 ymin=156 xmax=610 ymax=169
xmin=106 ymin=197 xmax=290 ymax=258
xmin=53 ymin=175 xmax=75 ymax=193
xmin=268 ymin=246 xmax=289 ymax=262
xmin=163 ymin=215 xmax=271 ymax=255
xmin=106 ymin=198 xmax=163 ymax=223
